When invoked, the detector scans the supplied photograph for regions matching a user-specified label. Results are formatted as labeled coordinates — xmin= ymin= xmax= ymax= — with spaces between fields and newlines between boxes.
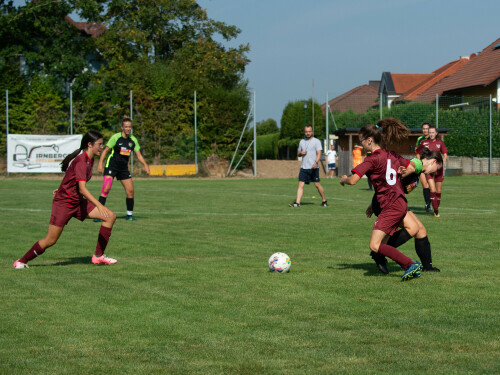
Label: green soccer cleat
xmin=125 ymin=215 xmax=137 ymax=221
xmin=401 ymin=262 xmax=422 ymax=281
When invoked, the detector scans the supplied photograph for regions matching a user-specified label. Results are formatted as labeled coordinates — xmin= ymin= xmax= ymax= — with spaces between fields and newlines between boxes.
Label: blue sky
xmin=198 ymin=0 xmax=500 ymax=125
xmin=13 ymin=0 xmax=500 ymax=125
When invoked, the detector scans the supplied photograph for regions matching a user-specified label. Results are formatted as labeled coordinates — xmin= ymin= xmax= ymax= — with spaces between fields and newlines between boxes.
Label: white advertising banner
xmin=7 ymin=134 xmax=83 ymax=173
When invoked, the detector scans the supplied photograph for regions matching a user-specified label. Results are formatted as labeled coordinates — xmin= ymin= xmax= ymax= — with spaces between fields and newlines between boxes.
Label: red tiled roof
xmin=441 ymin=37 xmax=500 ymax=92
xmin=396 ymin=58 xmax=469 ymax=102
xmin=390 ymin=73 xmax=432 ymax=94
xmin=321 ymin=84 xmax=378 ymax=114
xmin=65 ymin=16 xmax=107 ymax=38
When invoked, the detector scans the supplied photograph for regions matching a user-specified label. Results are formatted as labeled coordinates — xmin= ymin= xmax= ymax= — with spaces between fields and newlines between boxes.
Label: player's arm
xmin=78 ymin=180 xmax=112 ymax=218
xmin=313 ymin=149 xmax=321 ymax=168
xmin=442 ymin=152 xmax=448 ymax=165
xmin=399 ymin=160 xmax=416 ymax=179
xmin=135 ymin=150 xmax=150 ymax=175
xmin=340 ymin=174 xmax=361 ymax=186
xmin=97 ymin=147 xmax=111 ymax=174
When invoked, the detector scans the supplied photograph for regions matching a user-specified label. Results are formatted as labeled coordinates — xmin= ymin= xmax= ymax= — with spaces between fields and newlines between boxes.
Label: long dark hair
xmin=420 ymin=147 xmax=443 ymax=165
xmin=359 ymin=118 xmax=409 ymax=148
xmin=60 ymin=131 xmax=103 ymax=172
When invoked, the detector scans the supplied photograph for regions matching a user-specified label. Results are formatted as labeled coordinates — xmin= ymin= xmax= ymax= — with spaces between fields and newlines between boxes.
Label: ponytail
xmin=359 ymin=118 xmax=409 ymax=148
xmin=60 ymin=130 xmax=103 ymax=172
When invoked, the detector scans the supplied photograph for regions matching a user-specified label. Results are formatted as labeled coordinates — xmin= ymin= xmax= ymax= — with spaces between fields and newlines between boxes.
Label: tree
xmin=257 ymin=118 xmax=278 ymax=135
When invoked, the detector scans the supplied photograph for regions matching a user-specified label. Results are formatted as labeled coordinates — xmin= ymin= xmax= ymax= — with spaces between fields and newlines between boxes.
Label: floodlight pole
xmin=253 ymin=91 xmax=257 ymax=177
xmin=489 ymin=94 xmax=492 ymax=173
xmin=194 ymin=91 xmax=198 ymax=175
xmin=325 ymin=92 xmax=329 ymax=148
xmin=70 ymin=89 xmax=73 ymax=135
xmin=130 ymin=90 xmax=133 ymax=173
xmin=6 ymin=90 xmax=9 ymax=176
xmin=436 ymin=94 xmax=439 ymax=129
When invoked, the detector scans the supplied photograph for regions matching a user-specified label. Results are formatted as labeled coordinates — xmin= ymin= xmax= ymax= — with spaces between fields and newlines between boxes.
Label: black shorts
xmin=299 ymin=168 xmax=320 ymax=184
xmin=103 ymin=167 xmax=131 ymax=180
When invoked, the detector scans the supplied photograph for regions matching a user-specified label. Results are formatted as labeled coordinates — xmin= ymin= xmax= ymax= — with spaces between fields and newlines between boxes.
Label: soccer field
xmin=1 ymin=176 xmax=499 ymax=374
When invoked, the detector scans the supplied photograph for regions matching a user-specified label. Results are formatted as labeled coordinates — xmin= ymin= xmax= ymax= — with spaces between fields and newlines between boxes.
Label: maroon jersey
xmin=416 ymin=138 xmax=448 ymax=155
xmin=352 ymin=149 xmax=410 ymax=210
xmin=54 ymin=152 xmax=94 ymax=207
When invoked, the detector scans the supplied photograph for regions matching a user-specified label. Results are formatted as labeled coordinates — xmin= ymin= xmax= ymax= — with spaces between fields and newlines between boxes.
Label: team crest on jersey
xmin=129 ymin=142 xmax=133 ymax=147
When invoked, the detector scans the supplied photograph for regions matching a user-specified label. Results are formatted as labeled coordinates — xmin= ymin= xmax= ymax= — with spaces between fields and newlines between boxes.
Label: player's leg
xmin=421 ymin=174 xmax=431 ymax=211
xmin=94 ymin=175 xmax=114 ymax=222
xmin=314 ymin=182 xmax=327 ymax=205
xmin=294 ymin=181 xmax=305 ymax=205
xmin=435 ymin=180 xmax=443 ymax=215
xmin=120 ymin=178 xmax=136 ymax=221
xmin=427 ymin=178 xmax=439 ymax=216
xmin=13 ymin=225 xmax=64 ymax=268
xmin=87 ymin=205 xmax=117 ymax=265
xmin=99 ymin=175 xmax=114 ymax=206
xmin=408 ymin=211 xmax=440 ymax=272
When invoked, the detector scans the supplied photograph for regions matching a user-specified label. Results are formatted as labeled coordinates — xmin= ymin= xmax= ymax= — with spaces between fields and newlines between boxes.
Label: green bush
xmin=257 ymin=132 xmax=279 ymax=159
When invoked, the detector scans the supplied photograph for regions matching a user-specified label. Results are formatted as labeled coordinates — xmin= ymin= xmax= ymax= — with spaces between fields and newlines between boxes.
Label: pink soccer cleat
xmin=13 ymin=259 xmax=29 ymax=269
xmin=92 ymin=254 xmax=117 ymax=265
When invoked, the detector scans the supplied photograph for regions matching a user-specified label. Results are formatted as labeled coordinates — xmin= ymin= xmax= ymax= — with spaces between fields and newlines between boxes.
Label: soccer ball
xmin=268 ymin=252 xmax=291 ymax=273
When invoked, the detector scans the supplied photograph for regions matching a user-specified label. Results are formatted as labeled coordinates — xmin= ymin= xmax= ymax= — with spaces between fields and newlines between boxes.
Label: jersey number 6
xmin=386 ymin=159 xmax=397 ymax=186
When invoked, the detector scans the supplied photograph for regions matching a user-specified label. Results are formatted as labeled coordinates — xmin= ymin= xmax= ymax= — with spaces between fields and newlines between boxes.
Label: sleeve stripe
xmin=352 ymin=169 xmax=363 ymax=178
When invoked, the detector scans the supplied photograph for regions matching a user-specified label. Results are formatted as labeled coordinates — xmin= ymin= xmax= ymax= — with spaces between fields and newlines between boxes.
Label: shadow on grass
xmin=331 ymin=262 xmax=402 ymax=277
xmin=49 ymin=256 xmax=92 ymax=266
xmin=408 ymin=206 xmax=432 ymax=215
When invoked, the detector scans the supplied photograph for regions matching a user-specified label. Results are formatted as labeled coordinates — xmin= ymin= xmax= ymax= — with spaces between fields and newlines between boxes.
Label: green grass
xmin=1 ymin=176 xmax=499 ymax=374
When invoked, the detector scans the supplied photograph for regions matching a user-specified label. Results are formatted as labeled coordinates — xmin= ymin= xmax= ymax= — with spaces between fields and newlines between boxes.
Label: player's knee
xmin=417 ymin=223 xmax=427 ymax=237
xmin=369 ymin=241 xmax=380 ymax=252
xmin=44 ymin=236 xmax=58 ymax=247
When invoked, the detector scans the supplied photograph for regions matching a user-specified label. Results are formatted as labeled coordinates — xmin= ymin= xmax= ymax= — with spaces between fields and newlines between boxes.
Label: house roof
xmin=383 ymin=73 xmax=432 ymax=95
xmin=441 ymin=37 xmax=500 ymax=93
xmin=396 ymin=58 xmax=470 ymax=102
xmin=321 ymin=83 xmax=379 ymax=114
xmin=65 ymin=16 xmax=107 ymax=38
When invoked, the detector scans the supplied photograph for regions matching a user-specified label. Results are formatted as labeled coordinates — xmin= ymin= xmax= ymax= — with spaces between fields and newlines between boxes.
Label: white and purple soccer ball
xmin=268 ymin=252 xmax=291 ymax=273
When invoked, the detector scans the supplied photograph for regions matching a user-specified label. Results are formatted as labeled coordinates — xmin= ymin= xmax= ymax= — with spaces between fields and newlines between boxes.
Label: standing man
xmin=417 ymin=122 xmax=432 ymax=211
xmin=416 ymin=126 xmax=448 ymax=217
xmin=325 ymin=144 xmax=338 ymax=178
xmin=289 ymin=125 xmax=327 ymax=207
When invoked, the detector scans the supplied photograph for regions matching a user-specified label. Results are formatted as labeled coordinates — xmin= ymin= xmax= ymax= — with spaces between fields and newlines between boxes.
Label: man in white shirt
xmin=325 ymin=144 xmax=338 ymax=178
xmin=289 ymin=125 xmax=327 ymax=207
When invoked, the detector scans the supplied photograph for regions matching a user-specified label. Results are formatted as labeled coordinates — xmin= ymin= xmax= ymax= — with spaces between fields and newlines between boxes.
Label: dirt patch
xmin=234 ymin=159 xmax=328 ymax=179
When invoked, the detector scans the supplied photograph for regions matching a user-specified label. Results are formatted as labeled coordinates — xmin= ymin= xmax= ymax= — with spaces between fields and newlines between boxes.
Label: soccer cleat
xmin=401 ymin=261 xmax=422 ymax=281
xmin=422 ymin=266 xmax=440 ymax=272
xmin=13 ymin=259 xmax=29 ymax=269
xmin=125 ymin=215 xmax=136 ymax=221
xmin=289 ymin=202 xmax=300 ymax=207
xmin=91 ymin=254 xmax=117 ymax=265
xmin=425 ymin=204 xmax=432 ymax=212
xmin=93 ymin=218 xmax=102 ymax=222
xmin=434 ymin=211 xmax=440 ymax=218
xmin=370 ymin=251 xmax=389 ymax=274
xmin=321 ymin=201 xmax=328 ymax=207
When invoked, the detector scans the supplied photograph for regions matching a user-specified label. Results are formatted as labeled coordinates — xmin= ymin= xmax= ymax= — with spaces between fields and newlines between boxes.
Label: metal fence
xmin=325 ymin=94 xmax=500 ymax=174
xmin=1 ymin=89 xmax=204 ymax=176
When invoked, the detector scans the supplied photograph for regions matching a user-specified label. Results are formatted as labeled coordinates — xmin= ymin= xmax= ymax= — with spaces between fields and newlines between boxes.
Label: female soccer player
xmin=96 ymin=117 xmax=150 ymax=221
xmin=13 ymin=131 xmax=117 ymax=269
xmin=368 ymin=148 xmax=443 ymax=274
xmin=340 ymin=118 xmax=422 ymax=281
xmin=416 ymin=123 xmax=432 ymax=211
xmin=416 ymin=125 xmax=448 ymax=217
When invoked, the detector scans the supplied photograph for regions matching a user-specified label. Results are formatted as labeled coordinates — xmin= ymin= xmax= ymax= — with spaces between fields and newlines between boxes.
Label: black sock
xmin=126 ymin=197 xmax=134 ymax=212
xmin=387 ymin=229 xmax=412 ymax=248
xmin=98 ymin=196 xmax=107 ymax=206
xmin=415 ymin=236 xmax=432 ymax=268
xmin=423 ymin=188 xmax=431 ymax=206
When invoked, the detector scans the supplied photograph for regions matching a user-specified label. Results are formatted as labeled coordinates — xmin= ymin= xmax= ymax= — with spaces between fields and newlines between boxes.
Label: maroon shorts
xmin=426 ymin=167 xmax=444 ymax=182
xmin=50 ymin=199 xmax=96 ymax=227
xmin=373 ymin=196 xmax=408 ymax=236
